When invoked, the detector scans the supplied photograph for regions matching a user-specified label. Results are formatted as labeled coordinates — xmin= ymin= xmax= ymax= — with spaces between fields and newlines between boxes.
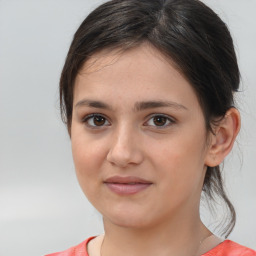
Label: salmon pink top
xmin=45 ymin=237 xmax=256 ymax=256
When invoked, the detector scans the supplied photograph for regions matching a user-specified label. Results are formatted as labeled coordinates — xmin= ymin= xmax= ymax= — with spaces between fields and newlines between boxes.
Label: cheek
xmin=71 ymin=133 xmax=107 ymax=185
xmin=153 ymin=136 xmax=205 ymax=168
xmin=71 ymin=139 xmax=104 ymax=203
xmin=150 ymin=132 xmax=207 ymax=190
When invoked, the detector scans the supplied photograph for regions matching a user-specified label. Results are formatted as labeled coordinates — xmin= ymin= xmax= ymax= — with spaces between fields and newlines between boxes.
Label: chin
xmin=109 ymin=218 xmax=150 ymax=229
xmin=103 ymin=210 xmax=160 ymax=230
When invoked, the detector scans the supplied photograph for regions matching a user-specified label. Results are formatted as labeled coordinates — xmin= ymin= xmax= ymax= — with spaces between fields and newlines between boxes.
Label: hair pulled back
xmin=60 ymin=0 xmax=240 ymax=237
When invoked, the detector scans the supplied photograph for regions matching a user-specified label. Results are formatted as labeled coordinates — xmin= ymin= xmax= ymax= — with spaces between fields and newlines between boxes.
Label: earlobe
xmin=205 ymin=108 xmax=241 ymax=167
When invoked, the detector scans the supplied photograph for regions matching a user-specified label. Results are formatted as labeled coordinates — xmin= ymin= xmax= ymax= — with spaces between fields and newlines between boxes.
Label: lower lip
xmin=104 ymin=183 xmax=152 ymax=195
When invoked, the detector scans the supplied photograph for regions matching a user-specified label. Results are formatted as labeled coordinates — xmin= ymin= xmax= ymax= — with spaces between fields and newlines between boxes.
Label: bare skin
xmin=87 ymin=233 xmax=223 ymax=256
xmin=71 ymin=44 xmax=240 ymax=256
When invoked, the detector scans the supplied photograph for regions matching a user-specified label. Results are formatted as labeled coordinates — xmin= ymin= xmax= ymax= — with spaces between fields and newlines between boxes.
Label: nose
xmin=106 ymin=125 xmax=144 ymax=168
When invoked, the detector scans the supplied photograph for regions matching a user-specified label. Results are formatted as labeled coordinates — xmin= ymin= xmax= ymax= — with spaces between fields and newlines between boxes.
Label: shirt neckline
xmin=85 ymin=237 xmax=228 ymax=256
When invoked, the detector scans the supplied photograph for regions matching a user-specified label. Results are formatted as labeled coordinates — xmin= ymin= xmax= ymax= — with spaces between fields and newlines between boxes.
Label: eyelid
xmin=81 ymin=112 xmax=176 ymax=129
xmin=82 ymin=113 xmax=111 ymax=128
xmin=144 ymin=113 xmax=176 ymax=128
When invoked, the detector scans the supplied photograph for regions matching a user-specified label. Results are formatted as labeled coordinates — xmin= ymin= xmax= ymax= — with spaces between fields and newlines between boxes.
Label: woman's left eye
xmin=145 ymin=115 xmax=175 ymax=127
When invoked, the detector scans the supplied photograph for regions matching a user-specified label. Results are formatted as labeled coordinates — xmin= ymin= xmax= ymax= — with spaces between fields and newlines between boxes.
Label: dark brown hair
xmin=60 ymin=0 xmax=240 ymax=237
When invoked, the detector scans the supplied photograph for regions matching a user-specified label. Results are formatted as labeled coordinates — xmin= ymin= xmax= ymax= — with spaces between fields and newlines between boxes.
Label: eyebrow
xmin=75 ymin=99 xmax=187 ymax=111
xmin=134 ymin=101 xmax=187 ymax=111
xmin=75 ymin=99 xmax=111 ymax=110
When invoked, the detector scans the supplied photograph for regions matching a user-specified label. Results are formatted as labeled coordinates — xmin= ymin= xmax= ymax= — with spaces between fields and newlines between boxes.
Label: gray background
xmin=0 ymin=1 xmax=255 ymax=255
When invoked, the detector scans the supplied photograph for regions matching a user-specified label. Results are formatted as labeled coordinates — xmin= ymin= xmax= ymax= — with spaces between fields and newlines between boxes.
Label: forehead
xmin=80 ymin=43 xmax=178 ymax=74
xmin=73 ymin=44 xmax=200 ymax=112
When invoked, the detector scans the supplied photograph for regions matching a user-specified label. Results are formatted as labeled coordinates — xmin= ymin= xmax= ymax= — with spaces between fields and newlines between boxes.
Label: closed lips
xmin=104 ymin=176 xmax=152 ymax=184
xmin=104 ymin=176 xmax=153 ymax=195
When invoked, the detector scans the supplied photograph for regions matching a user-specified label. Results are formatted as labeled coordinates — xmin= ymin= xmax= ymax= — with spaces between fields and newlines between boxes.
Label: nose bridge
xmin=107 ymin=122 xmax=143 ymax=167
xmin=116 ymin=122 xmax=132 ymax=147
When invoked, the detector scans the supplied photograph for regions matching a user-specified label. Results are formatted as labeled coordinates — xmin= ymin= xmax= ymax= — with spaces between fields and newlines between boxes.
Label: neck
xmin=101 ymin=212 xmax=211 ymax=256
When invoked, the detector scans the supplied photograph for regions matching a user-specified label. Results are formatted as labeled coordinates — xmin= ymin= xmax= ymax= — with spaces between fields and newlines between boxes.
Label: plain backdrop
xmin=0 ymin=1 xmax=255 ymax=255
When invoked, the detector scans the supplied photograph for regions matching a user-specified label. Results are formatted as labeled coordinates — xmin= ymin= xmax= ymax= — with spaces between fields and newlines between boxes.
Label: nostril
xmin=106 ymin=144 xmax=144 ymax=167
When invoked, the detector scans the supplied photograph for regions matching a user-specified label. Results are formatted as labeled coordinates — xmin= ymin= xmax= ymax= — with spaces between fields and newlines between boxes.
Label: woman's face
xmin=71 ymin=44 xmax=213 ymax=228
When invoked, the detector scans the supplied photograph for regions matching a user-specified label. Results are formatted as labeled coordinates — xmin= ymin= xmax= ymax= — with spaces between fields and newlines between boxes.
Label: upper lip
xmin=104 ymin=176 xmax=152 ymax=184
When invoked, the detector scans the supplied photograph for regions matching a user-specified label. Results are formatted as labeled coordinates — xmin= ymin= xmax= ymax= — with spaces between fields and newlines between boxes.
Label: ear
xmin=205 ymin=108 xmax=241 ymax=167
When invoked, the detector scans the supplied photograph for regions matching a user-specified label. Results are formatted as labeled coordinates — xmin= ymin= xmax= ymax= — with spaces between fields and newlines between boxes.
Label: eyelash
xmin=82 ymin=113 xmax=110 ymax=129
xmin=82 ymin=113 xmax=175 ymax=129
xmin=145 ymin=114 xmax=175 ymax=128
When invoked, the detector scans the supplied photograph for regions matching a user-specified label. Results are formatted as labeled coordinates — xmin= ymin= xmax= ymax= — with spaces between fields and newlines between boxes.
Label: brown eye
xmin=153 ymin=116 xmax=167 ymax=126
xmin=145 ymin=114 xmax=174 ymax=128
xmin=93 ymin=115 xmax=106 ymax=126
xmin=83 ymin=114 xmax=110 ymax=127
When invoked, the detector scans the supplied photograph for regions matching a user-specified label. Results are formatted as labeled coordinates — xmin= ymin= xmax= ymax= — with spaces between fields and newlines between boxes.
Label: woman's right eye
xmin=82 ymin=114 xmax=110 ymax=128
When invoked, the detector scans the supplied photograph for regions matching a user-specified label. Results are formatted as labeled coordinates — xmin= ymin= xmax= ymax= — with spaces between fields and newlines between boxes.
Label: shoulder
xmin=45 ymin=237 xmax=95 ymax=256
xmin=203 ymin=240 xmax=256 ymax=256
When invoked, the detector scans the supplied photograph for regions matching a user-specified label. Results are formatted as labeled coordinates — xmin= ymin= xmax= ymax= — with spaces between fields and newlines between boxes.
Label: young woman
xmin=47 ymin=0 xmax=256 ymax=255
